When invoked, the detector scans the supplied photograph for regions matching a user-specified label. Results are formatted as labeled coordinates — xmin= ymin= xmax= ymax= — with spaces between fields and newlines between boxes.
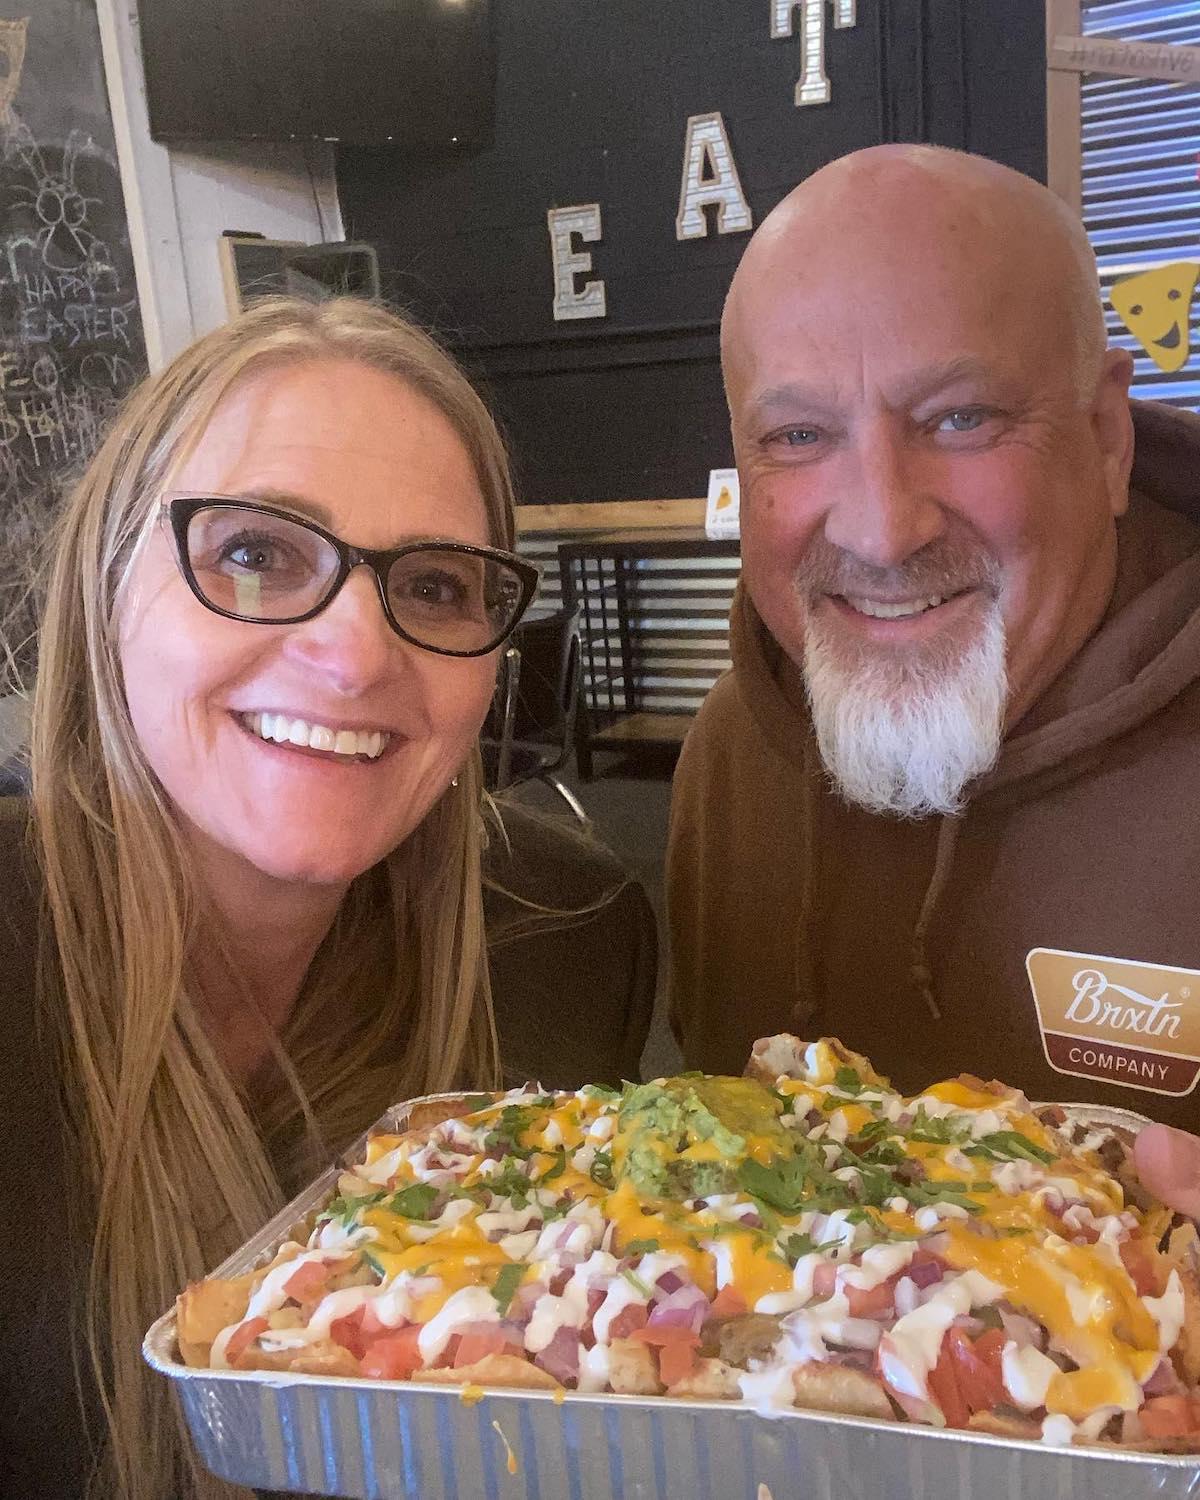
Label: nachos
xmin=177 ymin=1037 xmax=1200 ymax=1450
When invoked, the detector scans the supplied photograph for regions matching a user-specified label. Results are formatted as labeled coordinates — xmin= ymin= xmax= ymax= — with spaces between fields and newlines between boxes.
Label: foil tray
xmin=144 ymin=1097 xmax=1200 ymax=1499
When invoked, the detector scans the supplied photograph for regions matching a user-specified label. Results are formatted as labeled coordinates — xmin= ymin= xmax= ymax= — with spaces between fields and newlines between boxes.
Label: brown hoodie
xmin=668 ymin=402 xmax=1200 ymax=1127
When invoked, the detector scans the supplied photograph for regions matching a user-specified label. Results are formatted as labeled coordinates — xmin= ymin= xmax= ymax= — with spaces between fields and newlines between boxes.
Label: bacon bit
xmin=1120 ymin=1237 xmax=1167 ymax=1298
xmin=608 ymin=1303 xmax=650 ymax=1340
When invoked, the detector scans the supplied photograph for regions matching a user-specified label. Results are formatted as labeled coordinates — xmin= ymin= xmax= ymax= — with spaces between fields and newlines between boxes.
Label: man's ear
xmin=1090 ymin=347 xmax=1135 ymax=519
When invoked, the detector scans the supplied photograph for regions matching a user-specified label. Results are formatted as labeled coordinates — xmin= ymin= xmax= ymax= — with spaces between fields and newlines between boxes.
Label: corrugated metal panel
xmin=1080 ymin=1 xmax=1200 ymax=408
xmin=517 ymin=533 xmax=740 ymax=720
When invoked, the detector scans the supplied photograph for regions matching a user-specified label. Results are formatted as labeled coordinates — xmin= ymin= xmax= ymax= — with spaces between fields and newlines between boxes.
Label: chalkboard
xmin=0 ymin=0 xmax=146 ymax=668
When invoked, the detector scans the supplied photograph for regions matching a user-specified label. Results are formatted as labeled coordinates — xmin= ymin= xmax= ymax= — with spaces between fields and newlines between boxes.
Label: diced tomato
xmin=454 ymin=1330 xmax=514 ymax=1368
xmin=630 ymin=1323 xmax=701 ymax=1349
xmin=329 ymin=1306 xmax=368 ymax=1360
xmin=1120 ymin=1237 xmax=1166 ymax=1298
xmin=845 ymin=1280 xmax=894 ymax=1319
xmin=283 ymin=1259 xmax=333 ymax=1304
xmin=947 ymin=1328 xmax=1006 ymax=1414
xmin=971 ymin=1329 xmax=1008 ymax=1370
xmin=360 ymin=1326 xmax=424 ymax=1381
xmin=708 ymin=1286 xmax=748 ymax=1320
xmin=225 ymin=1316 xmax=269 ymax=1367
xmin=360 ymin=1303 xmax=392 ymax=1338
xmin=658 ymin=1339 xmax=699 ymax=1388
xmin=928 ymin=1335 xmax=970 ymax=1429
xmin=1140 ymin=1394 xmax=1199 ymax=1438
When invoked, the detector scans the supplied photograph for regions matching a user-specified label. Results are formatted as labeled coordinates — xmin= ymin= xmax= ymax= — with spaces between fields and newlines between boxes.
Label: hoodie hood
xmin=731 ymin=399 xmax=1200 ymax=802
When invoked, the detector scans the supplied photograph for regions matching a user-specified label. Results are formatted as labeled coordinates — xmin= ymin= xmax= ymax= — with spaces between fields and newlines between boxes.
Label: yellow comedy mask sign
xmin=1109 ymin=261 xmax=1199 ymax=374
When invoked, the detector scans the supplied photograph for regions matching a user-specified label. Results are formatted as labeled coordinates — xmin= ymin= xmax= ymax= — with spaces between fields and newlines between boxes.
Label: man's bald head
xmin=720 ymin=145 xmax=1136 ymax=814
xmin=722 ymin=145 xmax=1106 ymax=407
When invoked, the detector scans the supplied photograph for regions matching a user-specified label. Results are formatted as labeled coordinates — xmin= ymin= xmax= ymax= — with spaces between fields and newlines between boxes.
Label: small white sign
xmin=705 ymin=467 xmax=740 ymax=539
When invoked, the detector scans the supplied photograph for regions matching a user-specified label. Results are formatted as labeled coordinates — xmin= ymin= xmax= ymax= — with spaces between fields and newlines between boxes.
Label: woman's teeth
xmin=845 ymin=595 xmax=947 ymax=620
xmin=242 ymin=711 xmax=390 ymax=760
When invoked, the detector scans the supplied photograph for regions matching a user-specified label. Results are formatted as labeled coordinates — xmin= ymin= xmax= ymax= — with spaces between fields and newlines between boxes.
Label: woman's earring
xmin=451 ymin=775 xmax=460 ymax=788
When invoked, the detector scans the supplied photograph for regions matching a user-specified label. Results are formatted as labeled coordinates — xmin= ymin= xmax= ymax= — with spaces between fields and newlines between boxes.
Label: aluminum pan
xmin=145 ymin=1096 xmax=1200 ymax=1499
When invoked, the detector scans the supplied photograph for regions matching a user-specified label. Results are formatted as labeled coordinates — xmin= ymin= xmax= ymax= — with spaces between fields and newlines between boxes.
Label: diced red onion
xmin=1143 ymin=1357 xmax=1183 ymax=1396
xmin=997 ymin=1308 xmax=1042 ymax=1350
xmin=656 ymin=1270 xmax=685 ymax=1295
xmin=533 ymin=1326 xmax=581 ymax=1385
xmin=513 ymin=1282 xmax=546 ymax=1318
xmin=739 ymin=1212 xmax=764 ymax=1229
xmin=908 ymin=1261 xmax=944 ymax=1289
xmin=648 ymin=1284 xmax=709 ymax=1335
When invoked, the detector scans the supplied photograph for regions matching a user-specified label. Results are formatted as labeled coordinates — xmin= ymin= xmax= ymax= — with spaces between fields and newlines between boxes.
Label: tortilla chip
xmin=607 ymin=1338 xmax=660 ymax=1395
xmin=791 ymin=1363 xmax=895 ymax=1420
xmin=176 ymin=1272 xmax=257 ymax=1367
xmin=668 ymin=1357 xmax=742 ymax=1400
xmin=404 ymin=1096 xmax=494 ymax=1132
xmin=419 ymin=1353 xmax=562 ymax=1391
xmin=969 ymin=1411 xmax=1042 ymax=1440
xmin=234 ymin=1338 xmax=362 ymax=1377
xmin=1170 ymin=1262 xmax=1200 ymax=1385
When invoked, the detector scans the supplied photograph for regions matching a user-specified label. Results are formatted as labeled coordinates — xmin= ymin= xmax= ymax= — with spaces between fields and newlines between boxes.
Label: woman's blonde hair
xmin=29 ymin=296 xmax=515 ymax=1499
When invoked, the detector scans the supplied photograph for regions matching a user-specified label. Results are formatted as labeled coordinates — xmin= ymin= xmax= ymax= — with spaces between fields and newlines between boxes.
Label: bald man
xmin=668 ymin=147 xmax=1200 ymax=1187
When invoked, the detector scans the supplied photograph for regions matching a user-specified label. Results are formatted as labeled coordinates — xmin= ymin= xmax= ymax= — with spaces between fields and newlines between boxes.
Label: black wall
xmin=337 ymin=0 xmax=1047 ymax=506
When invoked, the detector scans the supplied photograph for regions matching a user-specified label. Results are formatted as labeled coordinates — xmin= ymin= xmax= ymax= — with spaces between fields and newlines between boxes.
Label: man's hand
xmin=1134 ymin=1123 xmax=1200 ymax=1220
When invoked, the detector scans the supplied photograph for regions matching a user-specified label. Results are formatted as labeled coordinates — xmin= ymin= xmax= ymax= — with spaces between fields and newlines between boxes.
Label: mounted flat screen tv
xmin=138 ymin=0 xmax=494 ymax=149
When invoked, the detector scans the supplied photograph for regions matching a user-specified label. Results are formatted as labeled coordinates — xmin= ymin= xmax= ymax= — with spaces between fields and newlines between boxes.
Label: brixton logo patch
xmin=1026 ymin=948 xmax=1200 ymax=1097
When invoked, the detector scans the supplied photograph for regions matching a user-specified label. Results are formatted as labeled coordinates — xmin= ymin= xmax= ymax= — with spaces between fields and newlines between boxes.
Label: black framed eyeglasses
xmin=162 ymin=496 xmax=540 ymax=658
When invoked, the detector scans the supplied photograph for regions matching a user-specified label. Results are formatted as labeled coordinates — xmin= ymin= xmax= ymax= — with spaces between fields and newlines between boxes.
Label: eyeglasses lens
xmin=185 ymin=506 xmax=339 ymax=620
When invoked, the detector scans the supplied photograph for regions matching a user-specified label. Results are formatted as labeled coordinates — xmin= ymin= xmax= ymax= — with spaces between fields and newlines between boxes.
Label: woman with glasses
xmin=0 ymin=297 xmax=655 ymax=1499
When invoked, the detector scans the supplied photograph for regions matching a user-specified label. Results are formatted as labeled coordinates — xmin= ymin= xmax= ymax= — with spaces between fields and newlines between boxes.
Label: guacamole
xmin=615 ymin=1074 xmax=788 ymax=1200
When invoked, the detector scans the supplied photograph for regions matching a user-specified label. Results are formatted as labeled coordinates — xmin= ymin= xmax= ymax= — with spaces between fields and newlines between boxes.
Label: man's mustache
xmin=793 ymin=536 xmax=1001 ymax=601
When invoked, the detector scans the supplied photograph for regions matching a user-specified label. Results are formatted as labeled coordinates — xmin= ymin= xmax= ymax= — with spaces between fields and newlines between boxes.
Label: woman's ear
xmin=1090 ymin=347 xmax=1135 ymax=520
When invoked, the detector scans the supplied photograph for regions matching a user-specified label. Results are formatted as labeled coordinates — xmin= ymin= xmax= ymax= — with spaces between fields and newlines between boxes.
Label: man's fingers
xmin=1133 ymin=1122 xmax=1200 ymax=1220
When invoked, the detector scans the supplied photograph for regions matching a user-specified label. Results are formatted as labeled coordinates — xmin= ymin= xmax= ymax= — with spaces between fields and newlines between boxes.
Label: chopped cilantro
xmin=623 ymin=1238 xmax=660 ymax=1256
xmin=389 ymin=1182 xmax=439 ymax=1220
xmin=590 ymin=1149 xmax=615 ymax=1189
xmin=581 ymin=1083 xmax=620 ymax=1101
xmin=905 ymin=1106 xmax=969 ymax=1145
xmin=855 ymin=1120 xmax=893 ymax=1144
xmin=463 ymin=1094 xmax=495 ymax=1113
xmin=483 ymin=1104 xmax=540 ymax=1159
xmin=859 ymin=1140 xmax=906 ymax=1168
xmin=538 ymin=1149 xmax=567 ymax=1184
xmin=965 ymin=1132 xmax=1055 ymax=1166
xmin=736 ymin=1156 xmax=810 ymax=1214
xmin=833 ymin=1066 xmax=863 ymax=1095
xmin=483 ymin=1160 xmax=534 ymax=1209
xmin=781 ymin=1232 xmax=844 ymax=1265
xmin=620 ymin=1267 xmax=652 ymax=1297
xmin=363 ymin=1249 xmax=387 ymax=1279
xmin=320 ymin=1189 xmax=387 ymax=1226
xmin=491 ymin=1261 xmax=526 ymax=1316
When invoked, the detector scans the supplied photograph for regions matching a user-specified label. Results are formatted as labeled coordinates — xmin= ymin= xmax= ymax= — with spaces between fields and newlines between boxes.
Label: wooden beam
xmin=516 ymin=498 xmax=706 ymax=535
xmin=1045 ymin=0 xmax=1083 ymax=218
xmin=1048 ymin=32 xmax=1200 ymax=84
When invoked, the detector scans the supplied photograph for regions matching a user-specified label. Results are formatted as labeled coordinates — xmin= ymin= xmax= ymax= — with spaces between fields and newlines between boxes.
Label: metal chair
xmin=481 ymin=606 xmax=589 ymax=825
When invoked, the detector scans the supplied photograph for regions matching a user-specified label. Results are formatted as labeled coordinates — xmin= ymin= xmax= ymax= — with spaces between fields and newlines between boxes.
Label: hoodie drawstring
xmin=911 ymin=814 xmax=962 ymax=1022
xmin=791 ymin=731 xmax=819 ymax=1031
